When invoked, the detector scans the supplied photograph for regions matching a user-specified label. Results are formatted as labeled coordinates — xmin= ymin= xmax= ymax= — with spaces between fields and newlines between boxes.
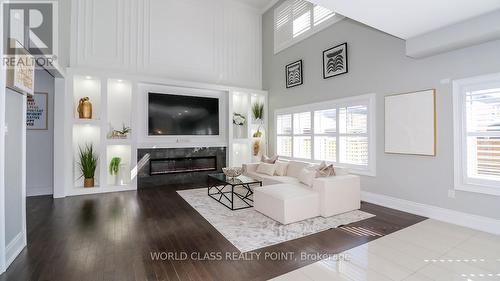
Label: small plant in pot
xmin=109 ymin=157 xmax=122 ymax=185
xmin=252 ymin=102 xmax=264 ymax=122
xmin=78 ymin=143 xmax=99 ymax=188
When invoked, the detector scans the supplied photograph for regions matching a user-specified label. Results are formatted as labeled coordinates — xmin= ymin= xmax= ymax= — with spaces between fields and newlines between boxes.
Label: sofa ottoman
xmin=254 ymin=183 xmax=320 ymax=224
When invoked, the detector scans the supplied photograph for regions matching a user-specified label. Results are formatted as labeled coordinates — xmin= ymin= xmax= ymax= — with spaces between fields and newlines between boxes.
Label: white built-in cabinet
xmin=67 ymin=74 xmax=137 ymax=196
xmin=228 ymin=91 xmax=268 ymax=167
xmin=58 ymin=69 xmax=267 ymax=197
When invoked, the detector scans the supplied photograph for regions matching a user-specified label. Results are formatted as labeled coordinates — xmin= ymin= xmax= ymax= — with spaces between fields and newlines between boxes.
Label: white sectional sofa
xmin=243 ymin=160 xmax=361 ymax=224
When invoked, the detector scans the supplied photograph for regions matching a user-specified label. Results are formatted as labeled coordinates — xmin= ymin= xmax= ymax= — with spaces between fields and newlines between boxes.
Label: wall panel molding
xmin=71 ymin=0 xmax=262 ymax=89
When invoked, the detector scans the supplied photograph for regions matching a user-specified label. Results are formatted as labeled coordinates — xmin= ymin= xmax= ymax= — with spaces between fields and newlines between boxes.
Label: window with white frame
xmin=274 ymin=0 xmax=343 ymax=54
xmin=275 ymin=94 xmax=376 ymax=176
xmin=453 ymin=73 xmax=500 ymax=195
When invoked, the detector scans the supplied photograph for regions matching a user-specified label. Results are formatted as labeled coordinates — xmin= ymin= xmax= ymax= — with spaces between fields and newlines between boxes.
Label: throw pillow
xmin=312 ymin=161 xmax=327 ymax=171
xmin=298 ymin=167 xmax=317 ymax=187
xmin=261 ymin=155 xmax=278 ymax=164
xmin=256 ymin=163 xmax=276 ymax=176
xmin=274 ymin=161 xmax=289 ymax=176
xmin=317 ymin=164 xmax=336 ymax=177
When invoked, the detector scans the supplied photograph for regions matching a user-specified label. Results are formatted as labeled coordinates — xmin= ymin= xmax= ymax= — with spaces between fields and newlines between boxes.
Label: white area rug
xmin=177 ymin=188 xmax=375 ymax=252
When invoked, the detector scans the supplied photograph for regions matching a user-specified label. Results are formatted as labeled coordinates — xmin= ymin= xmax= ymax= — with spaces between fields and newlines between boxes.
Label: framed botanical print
xmin=323 ymin=43 xmax=348 ymax=79
xmin=285 ymin=60 xmax=303 ymax=88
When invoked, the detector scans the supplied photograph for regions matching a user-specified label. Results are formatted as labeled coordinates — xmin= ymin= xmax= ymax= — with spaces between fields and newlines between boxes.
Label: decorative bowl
xmin=222 ymin=167 xmax=243 ymax=178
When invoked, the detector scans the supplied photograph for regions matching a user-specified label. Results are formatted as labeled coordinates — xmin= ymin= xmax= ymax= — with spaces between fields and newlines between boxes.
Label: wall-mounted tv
xmin=148 ymin=93 xmax=219 ymax=136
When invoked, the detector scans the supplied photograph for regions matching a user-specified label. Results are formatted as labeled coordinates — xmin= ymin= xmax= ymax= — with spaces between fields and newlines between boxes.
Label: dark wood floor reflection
xmin=1 ymin=187 xmax=426 ymax=281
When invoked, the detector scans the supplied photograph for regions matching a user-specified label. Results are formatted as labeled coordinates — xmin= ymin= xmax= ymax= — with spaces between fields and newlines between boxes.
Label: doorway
xmin=26 ymin=69 xmax=55 ymax=196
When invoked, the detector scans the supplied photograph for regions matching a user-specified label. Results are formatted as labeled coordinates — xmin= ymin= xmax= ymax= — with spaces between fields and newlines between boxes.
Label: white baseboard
xmin=27 ymin=186 xmax=53 ymax=197
xmin=5 ymin=231 xmax=26 ymax=269
xmin=361 ymin=191 xmax=500 ymax=235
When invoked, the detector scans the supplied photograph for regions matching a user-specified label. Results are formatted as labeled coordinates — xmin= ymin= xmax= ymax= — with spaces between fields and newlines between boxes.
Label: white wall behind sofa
xmin=262 ymin=1 xmax=500 ymax=222
xmin=70 ymin=0 xmax=262 ymax=89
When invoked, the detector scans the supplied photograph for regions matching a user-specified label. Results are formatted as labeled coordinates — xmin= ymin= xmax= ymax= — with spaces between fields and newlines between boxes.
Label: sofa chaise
xmin=243 ymin=160 xmax=361 ymax=224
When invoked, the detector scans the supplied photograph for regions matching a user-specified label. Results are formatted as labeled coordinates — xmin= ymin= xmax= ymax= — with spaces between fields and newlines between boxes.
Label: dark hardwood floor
xmin=1 ymin=186 xmax=426 ymax=281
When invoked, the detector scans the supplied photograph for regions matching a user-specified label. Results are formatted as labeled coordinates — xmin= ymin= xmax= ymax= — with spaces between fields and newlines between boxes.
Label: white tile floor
xmin=270 ymin=219 xmax=500 ymax=281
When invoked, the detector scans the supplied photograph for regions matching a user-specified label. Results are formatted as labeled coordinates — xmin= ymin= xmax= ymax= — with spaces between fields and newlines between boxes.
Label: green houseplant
xmin=109 ymin=157 xmax=121 ymax=176
xmin=77 ymin=143 xmax=99 ymax=188
xmin=251 ymin=102 xmax=264 ymax=121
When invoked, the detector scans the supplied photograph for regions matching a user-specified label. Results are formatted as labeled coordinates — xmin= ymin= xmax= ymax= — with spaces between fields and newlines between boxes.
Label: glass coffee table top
xmin=208 ymin=173 xmax=262 ymax=186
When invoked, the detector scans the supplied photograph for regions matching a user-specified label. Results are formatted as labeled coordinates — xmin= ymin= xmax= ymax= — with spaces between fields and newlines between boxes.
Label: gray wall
xmin=262 ymin=5 xmax=500 ymax=219
xmin=27 ymin=70 xmax=55 ymax=196
xmin=5 ymin=89 xmax=24 ymax=244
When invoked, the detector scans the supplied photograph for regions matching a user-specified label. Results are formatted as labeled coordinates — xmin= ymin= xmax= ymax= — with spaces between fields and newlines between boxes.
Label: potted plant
xmin=252 ymin=102 xmax=264 ymax=122
xmin=77 ymin=143 xmax=98 ymax=188
xmin=109 ymin=157 xmax=121 ymax=185
xmin=110 ymin=124 xmax=132 ymax=139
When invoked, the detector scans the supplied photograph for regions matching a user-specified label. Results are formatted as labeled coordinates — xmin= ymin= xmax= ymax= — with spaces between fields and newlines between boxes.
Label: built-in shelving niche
xmin=106 ymin=145 xmax=132 ymax=186
xmin=228 ymin=91 xmax=268 ymax=167
xmin=73 ymin=76 xmax=101 ymax=121
xmin=70 ymin=75 xmax=136 ymax=195
xmin=107 ymin=79 xmax=132 ymax=140
xmin=73 ymin=124 xmax=101 ymax=188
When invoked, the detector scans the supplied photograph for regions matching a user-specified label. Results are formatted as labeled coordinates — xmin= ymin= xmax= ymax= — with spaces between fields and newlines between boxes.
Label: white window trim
xmin=273 ymin=1 xmax=344 ymax=54
xmin=453 ymin=72 xmax=500 ymax=196
xmin=274 ymin=94 xmax=376 ymax=177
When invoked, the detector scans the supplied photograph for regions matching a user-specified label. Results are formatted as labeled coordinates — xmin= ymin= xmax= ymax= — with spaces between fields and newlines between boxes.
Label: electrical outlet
xmin=448 ymin=189 xmax=456 ymax=198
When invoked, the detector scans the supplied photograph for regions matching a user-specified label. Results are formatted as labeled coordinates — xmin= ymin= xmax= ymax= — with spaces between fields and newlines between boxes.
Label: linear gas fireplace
xmin=138 ymin=147 xmax=226 ymax=189
xmin=150 ymin=156 xmax=217 ymax=175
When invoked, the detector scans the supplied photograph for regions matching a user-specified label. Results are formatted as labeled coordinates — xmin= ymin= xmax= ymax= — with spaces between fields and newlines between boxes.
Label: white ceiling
xmin=233 ymin=0 xmax=277 ymax=11
xmin=310 ymin=0 xmax=500 ymax=39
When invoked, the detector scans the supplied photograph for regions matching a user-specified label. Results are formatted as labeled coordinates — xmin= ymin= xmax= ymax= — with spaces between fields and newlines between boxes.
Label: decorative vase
xmin=78 ymin=97 xmax=93 ymax=119
xmin=235 ymin=125 xmax=243 ymax=138
xmin=252 ymin=139 xmax=261 ymax=156
xmin=84 ymin=178 xmax=94 ymax=188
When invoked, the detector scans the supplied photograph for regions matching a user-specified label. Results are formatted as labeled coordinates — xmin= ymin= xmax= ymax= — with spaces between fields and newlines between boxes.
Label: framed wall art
xmin=323 ymin=42 xmax=348 ymax=79
xmin=27 ymin=92 xmax=48 ymax=130
xmin=285 ymin=60 xmax=303 ymax=88
xmin=385 ymin=89 xmax=436 ymax=156
xmin=6 ymin=40 xmax=35 ymax=96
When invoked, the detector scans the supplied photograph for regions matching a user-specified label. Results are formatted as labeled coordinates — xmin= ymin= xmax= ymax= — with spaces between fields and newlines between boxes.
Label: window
xmin=454 ymin=73 xmax=500 ymax=196
xmin=275 ymin=94 xmax=376 ymax=176
xmin=274 ymin=0 xmax=343 ymax=54
xmin=276 ymin=114 xmax=292 ymax=157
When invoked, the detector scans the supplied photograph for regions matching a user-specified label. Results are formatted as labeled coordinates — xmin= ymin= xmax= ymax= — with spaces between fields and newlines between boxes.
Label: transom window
xmin=275 ymin=94 xmax=376 ymax=176
xmin=274 ymin=0 xmax=344 ymax=54
xmin=454 ymin=73 xmax=500 ymax=196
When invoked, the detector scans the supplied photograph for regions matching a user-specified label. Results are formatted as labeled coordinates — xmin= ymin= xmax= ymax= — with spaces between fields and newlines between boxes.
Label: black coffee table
xmin=207 ymin=173 xmax=262 ymax=210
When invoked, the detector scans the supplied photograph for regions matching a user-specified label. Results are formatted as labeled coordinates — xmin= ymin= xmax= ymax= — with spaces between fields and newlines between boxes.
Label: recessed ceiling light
xmin=117 ymin=79 xmax=123 ymax=83
xmin=85 ymin=76 xmax=92 ymax=80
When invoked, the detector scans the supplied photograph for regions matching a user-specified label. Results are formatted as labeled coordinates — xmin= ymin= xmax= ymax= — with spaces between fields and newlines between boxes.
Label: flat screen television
xmin=148 ymin=93 xmax=219 ymax=136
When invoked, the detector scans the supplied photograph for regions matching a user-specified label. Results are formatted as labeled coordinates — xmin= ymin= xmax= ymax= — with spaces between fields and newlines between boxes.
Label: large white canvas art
xmin=385 ymin=90 xmax=436 ymax=156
